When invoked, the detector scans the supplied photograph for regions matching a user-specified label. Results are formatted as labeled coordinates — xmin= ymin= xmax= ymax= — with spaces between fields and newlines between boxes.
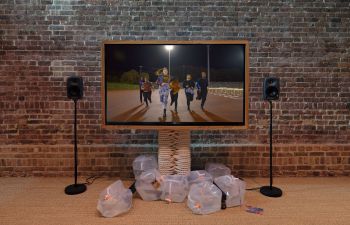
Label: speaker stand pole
xmin=65 ymin=99 xmax=87 ymax=195
xmin=260 ymin=100 xmax=282 ymax=198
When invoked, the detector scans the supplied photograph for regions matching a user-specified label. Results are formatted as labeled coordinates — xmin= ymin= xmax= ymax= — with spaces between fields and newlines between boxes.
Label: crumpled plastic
xmin=132 ymin=155 xmax=158 ymax=180
xmin=97 ymin=180 xmax=133 ymax=218
xmin=160 ymin=175 xmax=189 ymax=203
xmin=205 ymin=162 xmax=231 ymax=178
xmin=135 ymin=168 xmax=162 ymax=201
xmin=214 ymin=175 xmax=246 ymax=207
xmin=187 ymin=181 xmax=222 ymax=215
xmin=187 ymin=170 xmax=213 ymax=186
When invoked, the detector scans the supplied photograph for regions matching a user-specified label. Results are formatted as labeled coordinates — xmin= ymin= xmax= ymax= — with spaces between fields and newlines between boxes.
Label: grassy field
xmin=107 ymin=82 xmax=139 ymax=90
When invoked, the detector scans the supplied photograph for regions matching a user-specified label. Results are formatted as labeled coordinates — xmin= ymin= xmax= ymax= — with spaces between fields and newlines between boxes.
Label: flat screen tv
xmin=102 ymin=40 xmax=249 ymax=129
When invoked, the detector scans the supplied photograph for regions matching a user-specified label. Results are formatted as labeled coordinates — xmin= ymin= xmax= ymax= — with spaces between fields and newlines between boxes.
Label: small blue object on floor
xmin=246 ymin=205 xmax=264 ymax=215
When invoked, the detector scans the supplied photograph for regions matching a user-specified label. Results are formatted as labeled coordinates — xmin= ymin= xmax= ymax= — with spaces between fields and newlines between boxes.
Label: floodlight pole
xmin=168 ymin=50 xmax=171 ymax=76
xmin=207 ymin=45 xmax=210 ymax=85
xmin=165 ymin=45 xmax=173 ymax=76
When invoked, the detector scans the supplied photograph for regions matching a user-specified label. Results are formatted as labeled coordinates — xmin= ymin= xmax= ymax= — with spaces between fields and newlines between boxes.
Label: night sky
xmin=105 ymin=44 xmax=245 ymax=82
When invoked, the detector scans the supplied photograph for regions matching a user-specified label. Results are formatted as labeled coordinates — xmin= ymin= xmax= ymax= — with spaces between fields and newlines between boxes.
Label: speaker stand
xmin=260 ymin=100 xmax=282 ymax=198
xmin=65 ymin=99 xmax=86 ymax=195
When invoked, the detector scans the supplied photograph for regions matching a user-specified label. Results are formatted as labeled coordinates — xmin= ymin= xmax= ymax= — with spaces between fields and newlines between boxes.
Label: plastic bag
xmin=187 ymin=170 xmax=213 ymax=186
xmin=97 ymin=180 xmax=133 ymax=218
xmin=135 ymin=169 xmax=162 ymax=201
xmin=132 ymin=155 xmax=158 ymax=180
xmin=205 ymin=162 xmax=231 ymax=178
xmin=214 ymin=175 xmax=246 ymax=207
xmin=160 ymin=175 xmax=189 ymax=203
xmin=187 ymin=181 xmax=222 ymax=215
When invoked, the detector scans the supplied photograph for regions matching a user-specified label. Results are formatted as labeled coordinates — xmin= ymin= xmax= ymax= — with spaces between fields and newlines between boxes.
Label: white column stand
xmin=158 ymin=129 xmax=191 ymax=175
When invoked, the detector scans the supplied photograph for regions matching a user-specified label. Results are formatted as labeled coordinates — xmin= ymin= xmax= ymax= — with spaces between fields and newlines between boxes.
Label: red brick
xmin=1 ymin=1 xmax=349 ymax=177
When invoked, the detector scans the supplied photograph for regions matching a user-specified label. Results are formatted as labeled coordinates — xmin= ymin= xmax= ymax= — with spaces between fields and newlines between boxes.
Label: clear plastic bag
xmin=205 ymin=162 xmax=231 ymax=178
xmin=187 ymin=170 xmax=213 ymax=186
xmin=132 ymin=155 xmax=158 ymax=180
xmin=160 ymin=175 xmax=189 ymax=203
xmin=97 ymin=180 xmax=133 ymax=218
xmin=214 ymin=175 xmax=246 ymax=207
xmin=135 ymin=169 xmax=162 ymax=201
xmin=187 ymin=181 xmax=222 ymax=215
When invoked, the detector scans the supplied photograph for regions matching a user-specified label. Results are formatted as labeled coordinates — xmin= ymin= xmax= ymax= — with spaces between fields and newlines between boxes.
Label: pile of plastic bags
xmin=97 ymin=155 xmax=245 ymax=217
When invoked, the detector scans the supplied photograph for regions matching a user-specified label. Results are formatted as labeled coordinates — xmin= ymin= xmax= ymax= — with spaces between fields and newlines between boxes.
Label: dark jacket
xmin=183 ymin=80 xmax=195 ymax=95
xmin=197 ymin=78 xmax=208 ymax=93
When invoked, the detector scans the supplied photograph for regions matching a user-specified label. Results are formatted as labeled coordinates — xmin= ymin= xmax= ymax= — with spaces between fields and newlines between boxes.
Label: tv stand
xmin=158 ymin=129 xmax=191 ymax=175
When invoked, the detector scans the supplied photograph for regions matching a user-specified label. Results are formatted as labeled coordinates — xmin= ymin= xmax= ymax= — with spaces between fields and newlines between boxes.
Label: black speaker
xmin=67 ymin=76 xmax=83 ymax=100
xmin=263 ymin=77 xmax=280 ymax=100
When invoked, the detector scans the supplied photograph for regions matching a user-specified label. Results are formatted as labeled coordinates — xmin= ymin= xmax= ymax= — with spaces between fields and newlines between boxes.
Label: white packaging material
xmin=132 ymin=155 xmax=158 ymax=180
xmin=187 ymin=170 xmax=213 ymax=186
xmin=205 ymin=162 xmax=231 ymax=178
xmin=214 ymin=175 xmax=246 ymax=207
xmin=187 ymin=181 xmax=222 ymax=215
xmin=135 ymin=169 xmax=162 ymax=201
xmin=97 ymin=180 xmax=133 ymax=218
xmin=160 ymin=175 xmax=189 ymax=203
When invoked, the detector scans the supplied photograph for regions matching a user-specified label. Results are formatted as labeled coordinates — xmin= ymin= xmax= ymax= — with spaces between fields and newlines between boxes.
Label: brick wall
xmin=0 ymin=0 xmax=349 ymax=177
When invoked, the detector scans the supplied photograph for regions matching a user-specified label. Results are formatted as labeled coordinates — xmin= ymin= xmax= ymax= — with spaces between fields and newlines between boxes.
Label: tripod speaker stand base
xmin=65 ymin=183 xmax=87 ymax=195
xmin=260 ymin=186 xmax=282 ymax=198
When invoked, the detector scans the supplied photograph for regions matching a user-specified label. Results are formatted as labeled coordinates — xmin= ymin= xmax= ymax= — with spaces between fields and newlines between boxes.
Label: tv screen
xmin=102 ymin=40 xmax=249 ymax=129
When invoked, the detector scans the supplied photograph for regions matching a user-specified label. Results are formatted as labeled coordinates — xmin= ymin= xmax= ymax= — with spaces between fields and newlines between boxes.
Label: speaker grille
xmin=263 ymin=77 xmax=280 ymax=100
xmin=67 ymin=76 xmax=83 ymax=100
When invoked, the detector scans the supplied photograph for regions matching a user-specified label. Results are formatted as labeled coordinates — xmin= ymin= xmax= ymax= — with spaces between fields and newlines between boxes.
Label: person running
xmin=142 ymin=76 xmax=152 ymax=107
xmin=196 ymin=71 xmax=209 ymax=110
xmin=156 ymin=67 xmax=171 ymax=117
xmin=183 ymin=74 xmax=195 ymax=111
xmin=169 ymin=78 xmax=180 ymax=113
xmin=139 ymin=76 xmax=144 ymax=104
